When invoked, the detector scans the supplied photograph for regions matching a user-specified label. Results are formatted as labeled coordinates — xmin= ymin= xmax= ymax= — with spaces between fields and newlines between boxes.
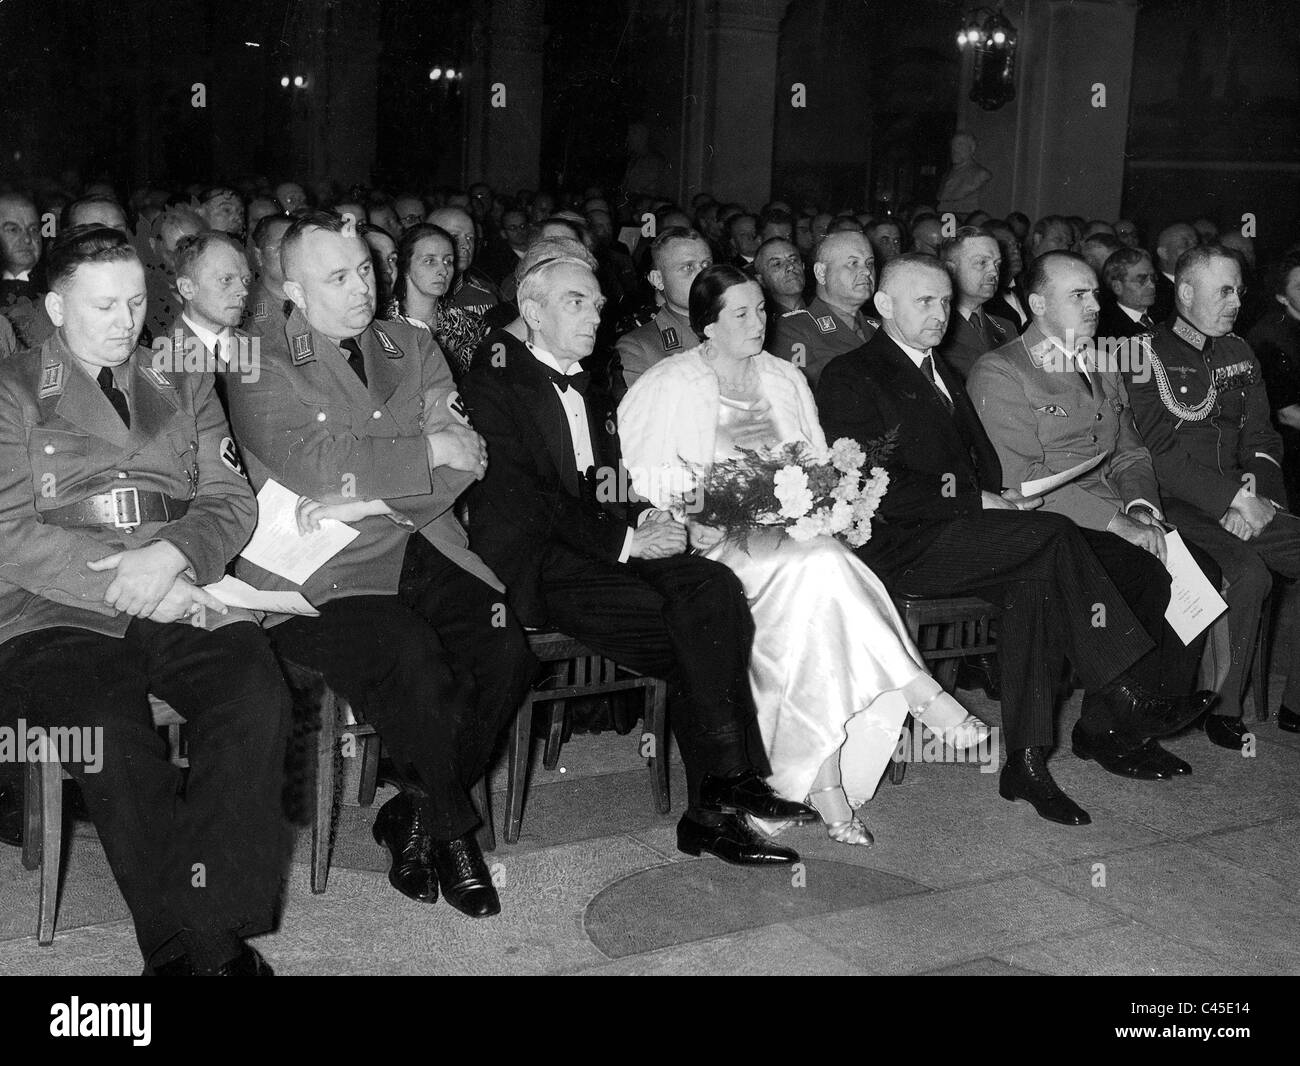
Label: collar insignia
xmin=815 ymin=315 xmax=835 ymax=334
xmin=374 ymin=326 xmax=401 ymax=357
xmin=1172 ymin=318 xmax=1206 ymax=351
xmin=38 ymin=362 xmax=64 ymax=398
xmin=254 ymin=300 xmax=268 ymax=319
xmin=141 ymin=365 xmax=175 ymax=390
xmin=291 ymin=332 xmax=314 ymax=366
xmin=660 ymin=326 xmax=680 ymax=351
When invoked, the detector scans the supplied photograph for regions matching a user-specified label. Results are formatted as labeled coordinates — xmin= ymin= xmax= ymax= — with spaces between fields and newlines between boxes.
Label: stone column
xmin=474 ymin=0 xmax=545 ymax=190
xmin=955 ymin=0 xmax=1139 ymax=221
xmin=682 ymin=0 xmax=792 ymax=207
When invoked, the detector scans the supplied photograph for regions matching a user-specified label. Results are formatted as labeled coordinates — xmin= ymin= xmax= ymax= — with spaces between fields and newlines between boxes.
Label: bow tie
xmin=544 ymin=364 xmax=590 ymax=395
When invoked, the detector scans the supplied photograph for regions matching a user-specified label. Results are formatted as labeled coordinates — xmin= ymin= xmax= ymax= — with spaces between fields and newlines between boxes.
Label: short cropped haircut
xmin=938 ymin=225 xmax=996 ymax=269
xmin=1023 ymin=250 xmax=1091 ymax=296
xmin=1101 ymin=247 xmax=1153 ymax=289
xmin=649 ymin=226 xmax=708 ymax=272
xmin=1174 ymin=244 xmax=1238 ymax=289
xmin=753 ymin=236 xmax=799 ymax=263
xmin=516 ymin=255 xmax=596 ymax=309
xmin=172 ymin=230 xmax=247 ymax=281
xmin=1031 ymin=214 xmax=1070 ymax=243
xmin=63 ymin=195 xmax=124 ymax=228
xmin=877 ymin=252 xmax=949 ymax=294
xmin=280 ymin=210 xmax=351 ymax=281
xmin=45 ymin=224 xmax=139 ymax=292
xmin=251 ymin=211 xmax=292 ymax=250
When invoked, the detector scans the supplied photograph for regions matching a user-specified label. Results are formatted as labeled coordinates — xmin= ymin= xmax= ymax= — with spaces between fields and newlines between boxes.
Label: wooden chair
xmin=278 ymin=659 xmax=495 ymax=895
xmin=888 ymin=595 xmax=1000 ymax=785
xmin=504 ymin=630 xmax=669 ymax=844
xmin=24 ymin=696 xmax=186 ymax=946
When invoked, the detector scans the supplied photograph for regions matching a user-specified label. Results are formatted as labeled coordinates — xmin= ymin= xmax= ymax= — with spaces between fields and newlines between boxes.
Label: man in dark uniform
xmin=613 ymin=227 xmax=709 ymax=393
xmin=242 ymin=214 xmax=293 ymax=337
xmin=0 ymin=225 xmax=290 ymax=974
xmin=936 ymin=227 xmax=1015 ymax=381
xmin=1125 ymin=245 xmax=1300 ymax=745
xmin=427 ymin=206 xmax=501 ymax=318
xmin=771 ymin=230 xmax=878 ymax=388
xmin=224 ymin=212 xmax=533 ymax=918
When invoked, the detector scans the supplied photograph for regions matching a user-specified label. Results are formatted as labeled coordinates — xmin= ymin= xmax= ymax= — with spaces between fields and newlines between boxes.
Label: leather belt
xmin=42 ymin=487 xmax=191 ymax=530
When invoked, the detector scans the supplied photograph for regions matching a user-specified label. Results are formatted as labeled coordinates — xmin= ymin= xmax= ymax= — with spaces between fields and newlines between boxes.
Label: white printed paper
xmin=203 ymin=575 xmax=319 ymax=617
xmin=1163 ymin=529 xmax=1228 ymax=645
xmin=239 ymin=478 xmax=359 ymax=585
xmin=1020 ymin=452 xmax=1108 ymax=498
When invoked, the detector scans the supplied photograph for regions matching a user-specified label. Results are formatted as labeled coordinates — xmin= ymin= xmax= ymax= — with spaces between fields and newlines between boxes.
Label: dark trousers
xmin=269 ymin=536 xmax=535 ymax=841
xmin=1165 ymin=501 xmax=1300 ymax=715
xmin=539 ymin=548 xmax=767 ymax=809
xmin=868 ymin=510 xmax=1151 ymax=750
xmin=0 ymin=619 xmax=292 ymax=971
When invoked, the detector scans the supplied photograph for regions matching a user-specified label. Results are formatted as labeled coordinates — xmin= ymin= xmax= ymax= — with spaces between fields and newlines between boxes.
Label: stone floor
xmin=2 ymin=655 xmax=1298 ymax=976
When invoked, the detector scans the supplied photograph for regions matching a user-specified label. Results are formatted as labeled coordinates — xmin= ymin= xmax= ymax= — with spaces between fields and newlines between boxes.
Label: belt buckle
xmin=111 ymin=486 xmax=141 ymax=529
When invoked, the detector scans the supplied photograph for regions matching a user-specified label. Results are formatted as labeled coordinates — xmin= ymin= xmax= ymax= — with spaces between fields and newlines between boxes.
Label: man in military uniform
xmin=753 ymin=236 xmax=806 ymax=325
xmin=968 ymin=251 xmax=1219 ymax=778
xmin=427 ymin=206 xmax=501 ymax=318
xmin=936 ymin=227 xmax=1016 ymax=381
xmin=614 ymin=227 xmax=710 ymax=394
xmin=771 ymin=230 xmax=878 ymax=388
xmin=0 ymin=225 xmax=290 ymax=974
xmin=224 ymin=212 xmax=533 ymax=918
xmin=242 ymin=214 xmax=293 ymax=337
xmin=1125 ymin=245 xmax=1300 ymax=747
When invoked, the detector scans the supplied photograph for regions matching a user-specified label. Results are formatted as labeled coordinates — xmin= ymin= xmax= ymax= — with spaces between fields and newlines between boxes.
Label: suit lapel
xmin=360 ymin=322 xmax=406 ymax=405
xmin=511 ymin=344 xmax=579 ymax=495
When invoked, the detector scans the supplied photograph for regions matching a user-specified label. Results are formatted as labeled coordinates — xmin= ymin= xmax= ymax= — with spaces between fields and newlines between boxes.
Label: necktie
xmin=1073 ymin=349 xmax=1095 ymax=396
xmin=340 ymin=337 xmax=367 ymax=387
xmin=1139 ymin=313 xmax=1155 ymax=331
xmin=544 ymin=364 xmax=590 ymax=395
xmin=920 ymin=355 xmax=953 ymax=412
xmin=968 ymin=310 xmax=990 ymax=350
xmin=97 ymin=366 xmax=131 ymax=429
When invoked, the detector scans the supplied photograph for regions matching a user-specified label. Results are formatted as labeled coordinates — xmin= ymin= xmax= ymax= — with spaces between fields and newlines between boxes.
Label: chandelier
xmin=957 ymin=6 xmax=1018 ymax=110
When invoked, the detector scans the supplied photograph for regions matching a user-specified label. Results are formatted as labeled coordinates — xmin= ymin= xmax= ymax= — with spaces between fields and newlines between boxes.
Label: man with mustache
xmin=936 ymin=227 xmax=1015 ymax=381
xmin=771 ymin=230 xmax=878 ymax=388
xmin=1125 ymin=245 xmax=1300 ymax=748
xmin=967 ymin=251 xmax=1221 ymax=779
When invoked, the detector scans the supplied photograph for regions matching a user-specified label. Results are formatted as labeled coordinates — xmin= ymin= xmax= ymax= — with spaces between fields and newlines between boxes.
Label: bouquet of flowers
xmin=676 ymin=430 xmax=897 ymax=549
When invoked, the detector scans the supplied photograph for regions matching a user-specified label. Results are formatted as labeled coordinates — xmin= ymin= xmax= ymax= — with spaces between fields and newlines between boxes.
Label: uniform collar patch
xmin=815 ymin=315 xmax=836 ymax=334
xmin=1173 ymin=317 xmax=1207 ymax=351
xmin=141 ymin=365 xmax=175 ymax=390
xmin=38 ymin=361 xmax=64 ymax=398
xmin=291 ymin=332 xmax=315 ymax=365
xmin=660 ymin=326 xmax=680 ymax=351
xmin=374 ymin=325 xmax=401 ymax=357
xmin=254 ymin=300 xmax=268 ymax=319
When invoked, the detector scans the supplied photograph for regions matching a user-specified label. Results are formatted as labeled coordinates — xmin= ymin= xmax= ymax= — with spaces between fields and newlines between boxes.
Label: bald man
xmin=770 ymin=230 xmax=878 ymax=387
xmin=65 ymin=195 xmax=129 ymax=233
xmin=817 ymin=254 xmax=1210 ymax=826
xmin=1152 ymin=222 xmax=1198 ymax=323
xmin=427 ymin=206 xmax=501 ymax=318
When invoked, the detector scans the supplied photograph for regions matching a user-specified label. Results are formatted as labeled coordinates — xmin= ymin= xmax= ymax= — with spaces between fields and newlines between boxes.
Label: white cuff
xmin=618 ymin=527 xmax=635 ymax=564
xmin=1126 ymin=498 xmax=1162 ymax=520
xmin=1255 ymin=452 xmax=1282 ymax=469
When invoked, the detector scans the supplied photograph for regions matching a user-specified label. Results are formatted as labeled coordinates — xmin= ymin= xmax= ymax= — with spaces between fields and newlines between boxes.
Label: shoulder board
xmin=1172 ymin=318 xmax=1206 ymax=351
xmin=781 ymin=308 xmax=810 ymax=319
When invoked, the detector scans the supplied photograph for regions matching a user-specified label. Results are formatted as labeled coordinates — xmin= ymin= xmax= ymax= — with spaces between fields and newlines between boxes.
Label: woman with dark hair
xmin=620 ymin=265 xmax=989 ymax=847
xmin=387 ymin=222 xmax=488 ymax=378
xmin=358 ymin=222 xmax=398 ymax=315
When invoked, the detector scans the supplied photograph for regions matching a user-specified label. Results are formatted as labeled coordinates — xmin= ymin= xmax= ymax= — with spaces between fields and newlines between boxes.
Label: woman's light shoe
xmin=825 ymin=816 xmax=874 ymax=847
xmin=911 ymin=691 xmax=991 ymax=751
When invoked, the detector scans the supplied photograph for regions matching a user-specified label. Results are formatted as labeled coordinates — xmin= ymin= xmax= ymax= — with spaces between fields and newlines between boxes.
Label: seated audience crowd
xmin=0 ymin=165 xmax=1296 ymax=976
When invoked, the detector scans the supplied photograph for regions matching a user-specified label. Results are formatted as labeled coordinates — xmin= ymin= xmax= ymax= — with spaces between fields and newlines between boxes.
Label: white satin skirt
xmin=710 ymin=529 xmax=938 ymax=807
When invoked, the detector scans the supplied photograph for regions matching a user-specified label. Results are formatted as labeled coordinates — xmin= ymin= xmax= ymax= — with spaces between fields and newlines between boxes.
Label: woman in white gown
xmin=619 ymin=265 xmax=989 ymax=846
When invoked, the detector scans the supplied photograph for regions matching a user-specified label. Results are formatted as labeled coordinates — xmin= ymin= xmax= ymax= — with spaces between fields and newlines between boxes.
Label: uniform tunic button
xmin=43 ymin=444 xmax=54 ymax=454
xmin=1180 ymin=386 xmax=1188 ymax=394
xmin=372 ymin=410 xmax=382 ymax=420
xmin=117 ymin=471 xmax=128 ymax=479
xmin=316 ymin=411 xmax=327 ymax=422
xmin=1090 ymin=434 xmax=1098 ymax=443
xmin=1094 ymin=413 xmax=1102 ymax=421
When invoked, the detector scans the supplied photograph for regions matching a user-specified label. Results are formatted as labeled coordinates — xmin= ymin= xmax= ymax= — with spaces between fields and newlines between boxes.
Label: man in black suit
xmin=817 ymin=255 xmax=1209 ymax=826
xmin=461 ymin=256 xmax=817 ymax=865
xmin=1098 ymin=247 xmax=1159 ymax=341
xmin=936 ymin=227 xmax=1016 ymax=381
xmin=1152 ymin=222 xmax=1197 ymax=323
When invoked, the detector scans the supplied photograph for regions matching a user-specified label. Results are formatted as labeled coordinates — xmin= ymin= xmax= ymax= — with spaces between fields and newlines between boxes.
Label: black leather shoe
xmin=0 ymin=783 xmax=22 ymax=848
xmin=957 ymin=653 xmax=1002 ymax=701
xmin=430 ymin=832 xmax=500 ymax=918
xmin=211 ymin=946 xmax=274 ymax=976
xmin=998 ymin=747 xmax=1091 ymax=826
xmin=1087 ymin=681 xmax=1217 ymax=739
xmin=1205 ymin=713 xmax=1250 ymax=750
xmin=142 ymin=954 xmax=195 ymax=976
xmin=1141 ymin=740 xmax=1192 ymax=777
xmin=1072 ymin=723 xmax=1174 ymax=780
xmin=372 ymin=792 xmax=438 ymax=904
xmin=698 ymin=768 xmax=819 ymax=823
xmin=1278 ymin=705 xmax=1300 ymax=733
xmin=676 ymin=813 xmax=799 ymax=865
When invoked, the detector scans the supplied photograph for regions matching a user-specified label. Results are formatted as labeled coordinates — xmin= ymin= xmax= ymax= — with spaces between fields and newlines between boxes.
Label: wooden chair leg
xmin=37 ymin=762 xmax=64 ymax=945
xmin=356 ymin=733 xmax=381 ymax=807
xmin=506 ymin=698 xmax=533 ymax=844
xmin=542 ymin=700 xmax=566 ymax=770
xmin=22 ymin=758 xmax=41 ymax=871
xmin=310 ymin=685 xmax=339 ymax=895
xmin=646 ymin=680 xmax=670 ymax=814
xmin=471 ymin=775 xmax=495 ymax=853
xmin=934 ymin=658 xmax=960 ymax=694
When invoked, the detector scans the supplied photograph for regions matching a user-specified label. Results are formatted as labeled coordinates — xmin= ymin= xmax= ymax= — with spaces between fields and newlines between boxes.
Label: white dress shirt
xmin=896 ymin=339 xmax=954 ymax=405
xmin=2 ymin=269 xmax=31 ymax=282
xmin=528 ymin=343 xmax=635 ymax=562
xmin=182 ymin=313 xmax=235 ymax=366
